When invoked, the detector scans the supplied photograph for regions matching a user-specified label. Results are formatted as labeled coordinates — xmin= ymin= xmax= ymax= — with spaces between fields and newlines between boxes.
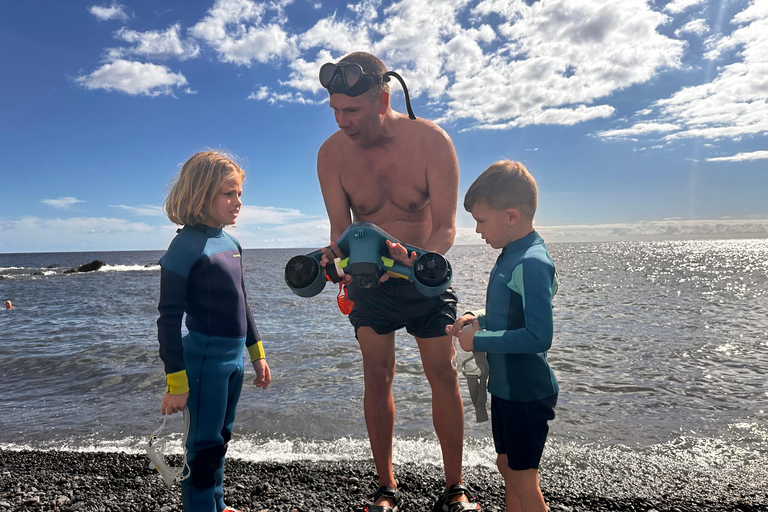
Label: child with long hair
xmin=157 ymin=150 xmax=270 ymax=512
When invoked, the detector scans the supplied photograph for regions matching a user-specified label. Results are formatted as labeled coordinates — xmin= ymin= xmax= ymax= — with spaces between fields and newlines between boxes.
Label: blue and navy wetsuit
xmin=471 ymin=231 xmax=558 ymax=402
xmin=157 ymin=224 xmax=264 ymax=512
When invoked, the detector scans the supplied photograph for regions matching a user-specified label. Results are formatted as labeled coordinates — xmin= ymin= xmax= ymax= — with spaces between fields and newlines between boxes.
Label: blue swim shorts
xmin=347 ymin=278 xmax=457 ymax=339
xmin=491 ymin=393 xmax=558 ymax=470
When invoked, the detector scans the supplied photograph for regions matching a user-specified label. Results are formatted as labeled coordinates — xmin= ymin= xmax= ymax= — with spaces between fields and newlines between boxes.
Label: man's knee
xmin=424 ymin=358 xmax=459 ymax=389
xmin=364 ymin=365 xmax=395 ymax=394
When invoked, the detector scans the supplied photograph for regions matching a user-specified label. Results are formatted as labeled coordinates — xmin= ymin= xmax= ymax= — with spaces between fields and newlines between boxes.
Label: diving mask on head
xmin=319 ymin=62 xmax=417 ymax=120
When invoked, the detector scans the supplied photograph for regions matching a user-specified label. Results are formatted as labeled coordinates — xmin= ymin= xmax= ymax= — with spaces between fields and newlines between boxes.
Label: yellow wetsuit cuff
xmin=247 ymin=341 xmax=265 ymax=362
xmin=166 ymin=370 xmax=189 ymax=395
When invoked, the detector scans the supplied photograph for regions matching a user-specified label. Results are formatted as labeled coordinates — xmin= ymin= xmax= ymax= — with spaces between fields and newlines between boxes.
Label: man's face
xmin=329 ymin=92 xmax=380 ymax=145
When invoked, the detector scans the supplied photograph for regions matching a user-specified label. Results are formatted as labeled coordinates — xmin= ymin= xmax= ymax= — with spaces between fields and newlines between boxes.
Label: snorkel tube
xmin=285 ymin=222 xmax=452 ymax=297
xmin=382 ymin=71 xmax=416 ymax=120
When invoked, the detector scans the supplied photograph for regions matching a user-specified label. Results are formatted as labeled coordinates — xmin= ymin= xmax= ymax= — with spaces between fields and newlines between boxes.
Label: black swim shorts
xmin=346 ymin=278 xmax=457 ymax=339
xmin=491 ymin=393 xmax=558 ymax=470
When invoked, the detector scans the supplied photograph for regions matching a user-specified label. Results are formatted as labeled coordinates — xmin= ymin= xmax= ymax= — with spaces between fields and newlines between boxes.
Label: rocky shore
xmin=1 ymin=449 xmax=765 ymax=512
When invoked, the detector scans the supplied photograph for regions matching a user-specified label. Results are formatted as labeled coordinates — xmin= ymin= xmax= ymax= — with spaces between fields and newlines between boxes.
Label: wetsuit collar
xmin=190 ymin=224 xmax=223 ymax=237
xmin=502 ymin=230 xmax=542 ymax=255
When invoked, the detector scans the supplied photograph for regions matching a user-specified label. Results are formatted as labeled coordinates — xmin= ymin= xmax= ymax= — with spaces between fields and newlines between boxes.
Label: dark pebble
xmin=0 ymin=449 xmax=765 ymax=512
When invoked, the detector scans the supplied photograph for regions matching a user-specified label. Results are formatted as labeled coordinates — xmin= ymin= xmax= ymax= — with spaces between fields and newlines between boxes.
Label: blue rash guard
xmin=471 ymin=230 xmax=559 ymax=402
xmin=157 ymin=224 xmax=264 ymax=393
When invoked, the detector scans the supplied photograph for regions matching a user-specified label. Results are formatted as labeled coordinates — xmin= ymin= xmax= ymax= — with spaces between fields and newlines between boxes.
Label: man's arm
xmin=423 ymin=126 xmax=458 ymax=254
xmin=317 ymin=138 xmax=352 ymax=241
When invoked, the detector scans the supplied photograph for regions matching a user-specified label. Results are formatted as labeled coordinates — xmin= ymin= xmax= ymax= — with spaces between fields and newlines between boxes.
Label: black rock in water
xmin=63 ymin=260 xmax=105 ymax=274
xmin=76 ymin=260 xmax=105 ymax=273
xmin=46 ymin=264 xmax=61 ymax=269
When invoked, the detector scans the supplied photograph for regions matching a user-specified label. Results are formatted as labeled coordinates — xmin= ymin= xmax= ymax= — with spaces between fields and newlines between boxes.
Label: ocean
xmin=1 ymin=239 xmax=766 ymax=502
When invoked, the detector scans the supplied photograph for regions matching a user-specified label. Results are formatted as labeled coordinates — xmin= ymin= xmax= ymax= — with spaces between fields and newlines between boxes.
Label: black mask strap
xmin=384 ymin=71 xmax=416 ymax=120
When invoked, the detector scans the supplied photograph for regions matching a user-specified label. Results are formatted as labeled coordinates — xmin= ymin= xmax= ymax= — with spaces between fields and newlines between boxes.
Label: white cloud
xmin=603 ymin=1 xmax=768 ymax=142
xmin=247 ymin=86 xmax=325 ymax=105
xmin=706 ymin=150 xmax=768 ymax=162
xmin=0 ymin=216 xmax=175 ymax=252
xmin=109 ymin=204 xmax=165 ymax=216
xmin=42 ymin=197 xmax=85 ymax=210
xmin=597 ymin=122 xmax=680 ymax=139
xmin=236 ymin=205 xmax=318 ymax=225
xmin=108 ymin=24 xmax=200 ymax=61
xmin=536 ymin=218 xmax=768 ymax=242
xmin=190 ymin=0 xmax=298 ymax=65
xmin=89 ymin=3 xmax=129 ymax=22
xmin=663 ymin=0 xmax=707 ymax=15
xmin=675 ymin=18 xmax=709 ymax=37
xmin=275 ymin=0 xmax=684 ymax=129
xmin=454 ymin=217 xmax=768 ymax=244
xmin=76 ymin=59 xmax=189 ymax=96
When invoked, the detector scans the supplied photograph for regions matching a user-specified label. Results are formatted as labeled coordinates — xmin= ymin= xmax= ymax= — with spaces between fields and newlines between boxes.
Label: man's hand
xmin=161 ymin=392 xmax=188 ymax=415
xmin=319 ymin=242 xmax=353 ymax=284
xmin=380 ymin=239 xmax=418 ymax=283
xmin=252 ymin=359 xmax=271 ymax=389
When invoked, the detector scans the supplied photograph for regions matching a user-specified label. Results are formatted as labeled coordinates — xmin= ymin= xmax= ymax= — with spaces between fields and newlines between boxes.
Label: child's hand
xmin=446 ymin=313 xmax=477 ymax=338
xmin=458 ymin=319 xmax=479 ymax=352
xmin=252 ymin=359 xmax=271 ymax=389
xmin=161 ymin=392 xmax=188 ymax=415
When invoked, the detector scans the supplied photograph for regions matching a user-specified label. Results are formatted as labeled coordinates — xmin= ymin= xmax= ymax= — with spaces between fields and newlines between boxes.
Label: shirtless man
xmin=317 ymin=52 xmax=480 ymax=512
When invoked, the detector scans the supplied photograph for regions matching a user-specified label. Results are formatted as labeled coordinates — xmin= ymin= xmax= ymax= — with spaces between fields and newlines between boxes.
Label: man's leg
xmin=415 ymin=334 xmax=465 ymax=497
xmin=358 ymin=326 xmax=398 ymax=507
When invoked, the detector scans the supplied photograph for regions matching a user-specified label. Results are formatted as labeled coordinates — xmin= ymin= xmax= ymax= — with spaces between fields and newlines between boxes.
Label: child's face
xmin=470 ymin=202 xmax=517 ymax=249
xmin=209 ymin=177 xmax=243 ymax=227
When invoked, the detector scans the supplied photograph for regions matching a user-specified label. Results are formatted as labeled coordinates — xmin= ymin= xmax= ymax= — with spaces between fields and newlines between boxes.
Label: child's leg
xmin=496 ymin=454 xmax=521 ymax=512
xmin=212 ymin=359 xmax=245 ymax=509
xmin=497 ymin=454 xmax=546 ymax=512
xmin=181 ymin=332 xmax=245 ymax=512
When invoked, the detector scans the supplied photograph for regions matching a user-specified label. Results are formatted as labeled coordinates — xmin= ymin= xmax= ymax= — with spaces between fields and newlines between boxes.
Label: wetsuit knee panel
xmin=191 ymin=443 xmax=228 ymax=488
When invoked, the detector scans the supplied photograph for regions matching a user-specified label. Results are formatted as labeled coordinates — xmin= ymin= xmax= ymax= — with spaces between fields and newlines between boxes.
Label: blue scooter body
xmin=284 ymin=222 xmax=452 ymax=297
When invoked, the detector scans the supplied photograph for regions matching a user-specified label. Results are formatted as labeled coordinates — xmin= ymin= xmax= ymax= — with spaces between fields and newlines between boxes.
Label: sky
xmin=0 ymin=0 xmax=767 ymax=253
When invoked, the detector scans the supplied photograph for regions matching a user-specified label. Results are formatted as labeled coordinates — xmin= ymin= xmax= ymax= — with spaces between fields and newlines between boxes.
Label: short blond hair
xmin=464 ymin=160 xmax=538 ymax=219
xmin=164 ymin=151 xmax=245 ymax=226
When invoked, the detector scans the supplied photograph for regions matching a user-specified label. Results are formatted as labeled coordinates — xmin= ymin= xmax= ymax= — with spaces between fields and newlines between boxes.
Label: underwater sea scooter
xmin=146 ymin=408 xmax=190 ymax=487
xmin=284 ymin=221 xmax=453 ymax=298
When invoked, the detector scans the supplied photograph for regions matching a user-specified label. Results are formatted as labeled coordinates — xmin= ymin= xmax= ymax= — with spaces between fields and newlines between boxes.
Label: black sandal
xmin=432 ymin=484 xmax=482 ymax=512
xmin=365 ymin=485 xmax=402 ymax=512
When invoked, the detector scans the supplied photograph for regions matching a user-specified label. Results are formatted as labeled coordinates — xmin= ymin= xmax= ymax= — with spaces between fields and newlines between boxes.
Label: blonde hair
xmin=464 ymin=160 xmax=538 ymax=219
xmin=164 ymin=151 xmax=245 ymax=226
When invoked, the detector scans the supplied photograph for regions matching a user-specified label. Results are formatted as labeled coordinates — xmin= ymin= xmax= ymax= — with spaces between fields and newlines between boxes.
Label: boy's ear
xmin=505 ymin=207 xmax=520 ymax=226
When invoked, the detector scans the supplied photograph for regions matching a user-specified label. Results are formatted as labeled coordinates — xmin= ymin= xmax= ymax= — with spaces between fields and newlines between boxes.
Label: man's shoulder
xmin=395 ymin=115 xmax=452 ymax=145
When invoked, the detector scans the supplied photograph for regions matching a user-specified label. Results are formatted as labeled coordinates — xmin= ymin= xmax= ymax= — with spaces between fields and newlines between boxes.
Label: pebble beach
xmin=1 ymin=449 xmax=766 ymax=512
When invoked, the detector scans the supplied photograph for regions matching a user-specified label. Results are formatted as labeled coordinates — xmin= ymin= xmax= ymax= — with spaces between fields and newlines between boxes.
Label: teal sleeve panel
xmin=471 ymin=308 xmax=487 ymax=329
xmin=473 ymin=257 xmax=556 ymax=354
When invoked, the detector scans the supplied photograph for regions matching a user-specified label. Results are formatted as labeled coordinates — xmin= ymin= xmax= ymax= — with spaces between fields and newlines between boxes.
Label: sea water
xmin=0 ymin=240 xmax=766 ymax=501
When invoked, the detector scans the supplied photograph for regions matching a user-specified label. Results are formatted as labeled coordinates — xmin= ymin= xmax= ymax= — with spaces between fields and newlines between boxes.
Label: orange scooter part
xmin=337 ymin=283 xmax=354 ymax=315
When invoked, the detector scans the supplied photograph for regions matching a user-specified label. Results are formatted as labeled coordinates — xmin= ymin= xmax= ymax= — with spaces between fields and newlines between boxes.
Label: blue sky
xmin=1 ymin=0 xmax=766 ymax=253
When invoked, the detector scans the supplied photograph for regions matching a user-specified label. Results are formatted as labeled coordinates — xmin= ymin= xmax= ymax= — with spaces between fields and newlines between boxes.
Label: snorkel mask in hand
xmin=319 ymin=62 xmax=417 ymax=120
